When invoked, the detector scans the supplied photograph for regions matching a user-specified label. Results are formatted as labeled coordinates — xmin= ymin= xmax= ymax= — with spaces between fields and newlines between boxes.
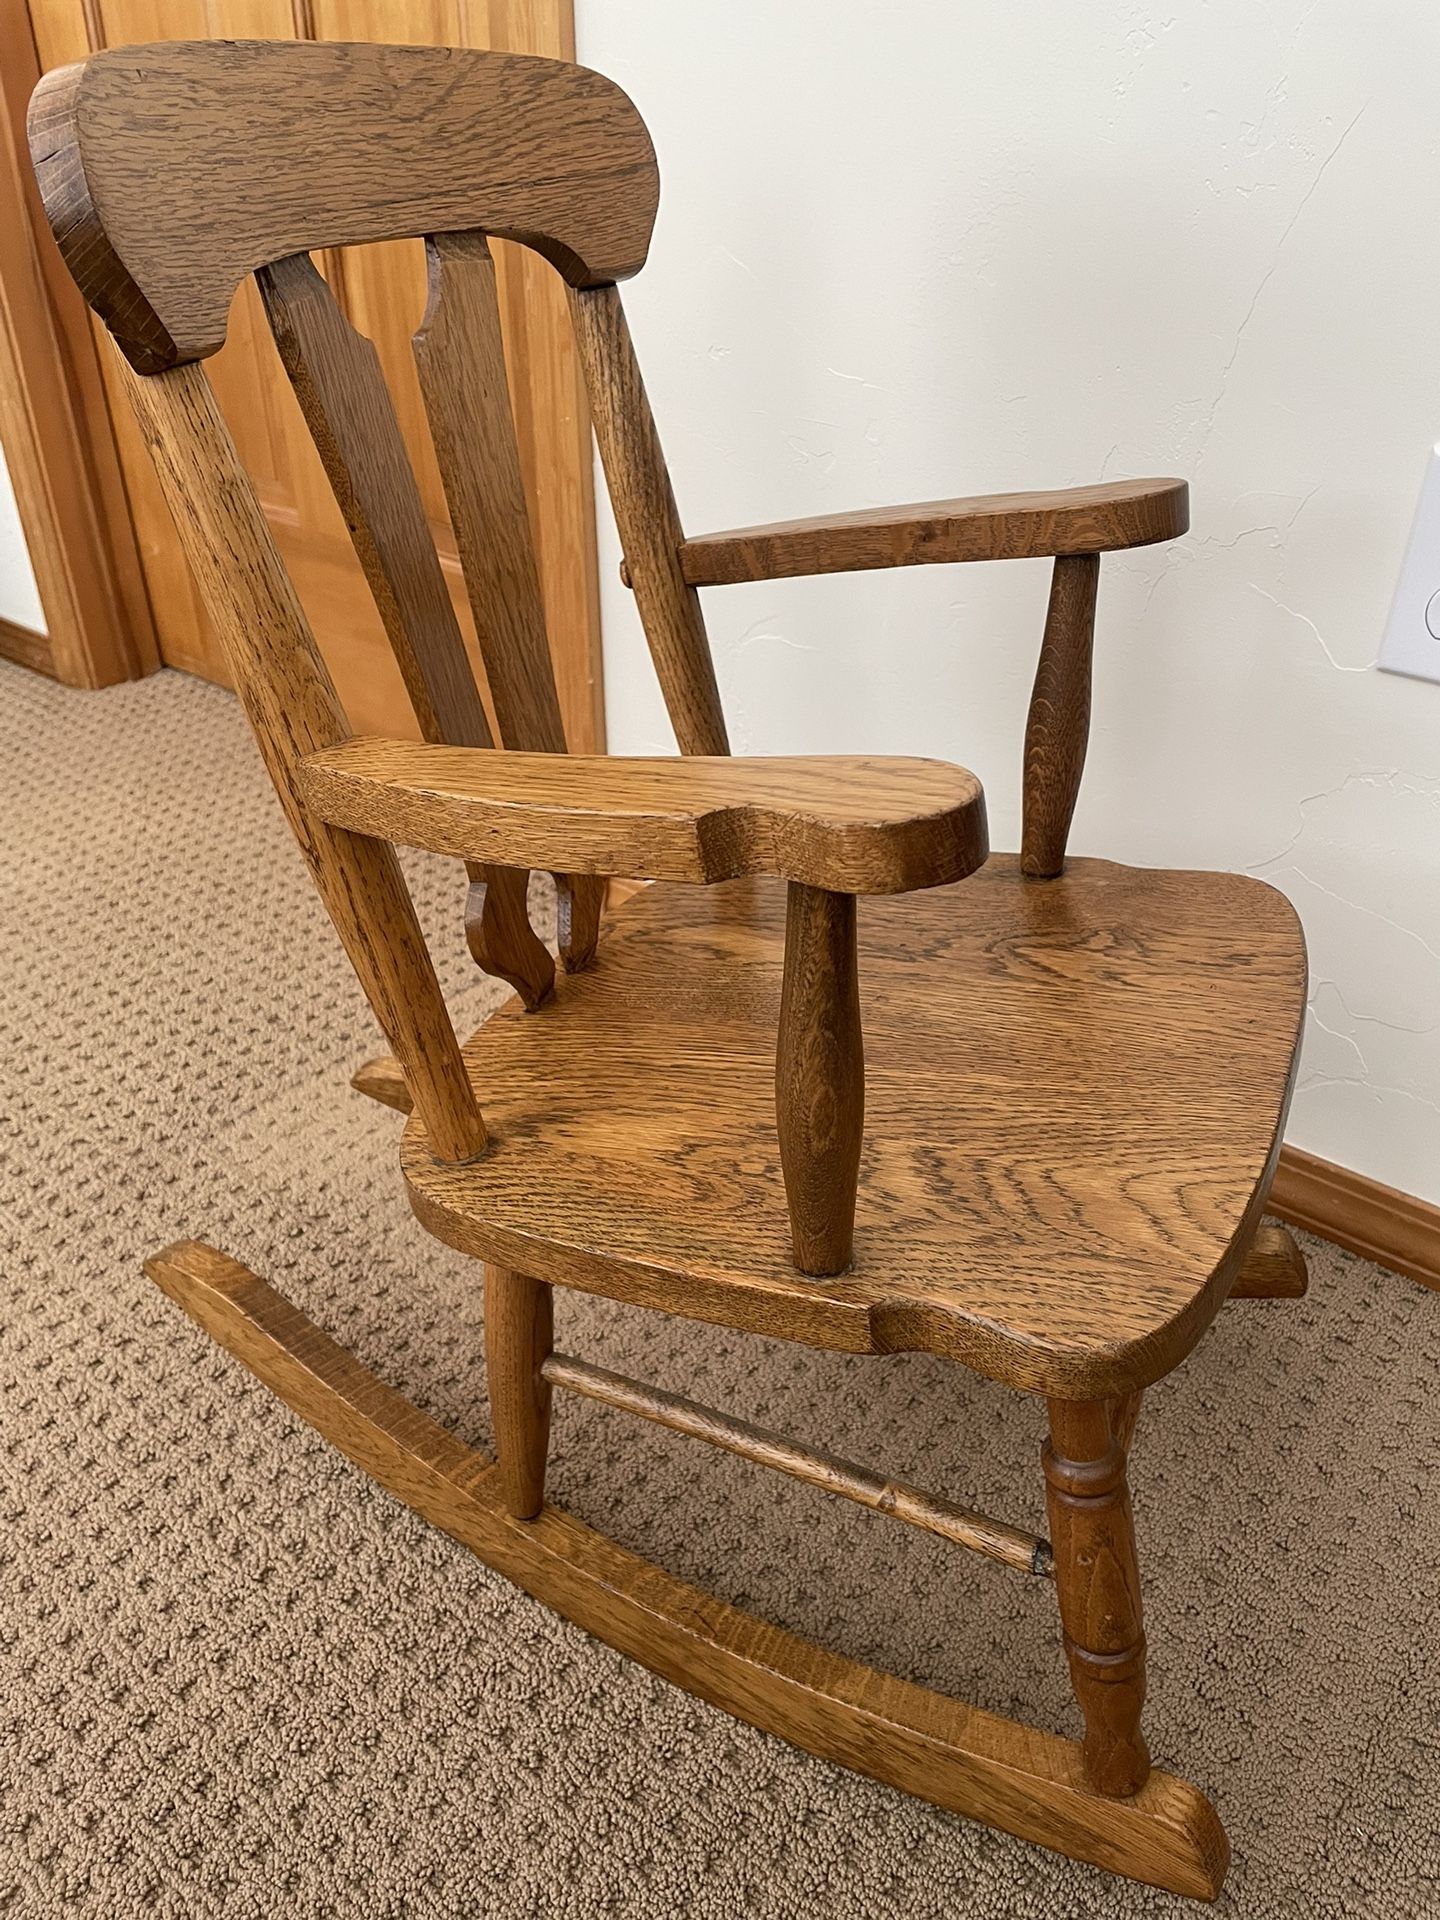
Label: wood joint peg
xmin=1228 ymin=1222 xmax=1308 ymax=1300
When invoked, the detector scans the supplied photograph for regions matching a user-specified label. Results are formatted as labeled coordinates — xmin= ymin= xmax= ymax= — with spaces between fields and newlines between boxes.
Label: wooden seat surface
xmin=404 ymin=855 xmax=1306 ymax=1398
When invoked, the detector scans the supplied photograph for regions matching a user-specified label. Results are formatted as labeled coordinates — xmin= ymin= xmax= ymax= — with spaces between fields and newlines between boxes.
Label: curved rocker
xmin=145 ymin=1240 xmax=1228 ymax=1901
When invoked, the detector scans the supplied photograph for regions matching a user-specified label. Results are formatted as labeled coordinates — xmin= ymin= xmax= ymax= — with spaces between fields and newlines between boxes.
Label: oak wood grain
xmin=413 ymin=231 xmax=566 ymax=757
xmin=118 ymin=355 xmax=485 ymax=1165
xmin=256 ymin=247 xmax=555 ymax=1010
xmin=569 ymin=284 xmax=729 ymax=756
xmin=413 ymin=228 xmax=606 ymax=970
xmin=299 ymin=738 xmax=989 ymax=896
xmin=28 ymin=39 xmax=659 ymax=371
xmin=143 ymin=1241 xmax=1230 ymax=1899
xmin=403 ymin=857 xmax=1306 ymax=1397
xmin=348 ymin=1057 xmax=1314 ymax=1309
xmin=1228 ymin=1222 xmax=1308 ymax=1299
xmin=673 ymin=479 xmax=1189 ymax=584
xmin=776 ymin=884 xmax=864 ymax=1275
xmin=1108 ymin=1390 xmax=1145 ymax=1462
xmin=1022 ymin=552 xmax=1101 ymax=878
xmin=485 ymin=1264 xmax=553 ymax=1519
xmin=1044 ymin=1399 xmax=1150 ymax=1798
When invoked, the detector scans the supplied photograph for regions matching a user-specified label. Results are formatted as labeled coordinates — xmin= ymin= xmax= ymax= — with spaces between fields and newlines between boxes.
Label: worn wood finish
xmin=485 ymin=1265 xmax=553 ymax=1520
xmin=1044 ymin=1399 xmax=1150 ymax=1799
xmin=257 ymin=247 xmax=555 ymax=1010
xmin=119 ymin=355 xmax=484 ymax=1165
xmin=143 ymin=1242 xmax=1230 ymax=1899
xmin=1269 ymin=1146 xmax=1440 ymax=1294
xmin=1022 ymin=553 xmax=1101 ymax=878
xmin=569 ymin=283 xmax=729 ymax=756
xmin=776 ymin=885 xmax=864 ymax=1275
xmin=404 ymin=858 xmax=1306 ymax=1398
xmin=28 ymin=38 xmax=659 ymax=372
xmin=300 ymin=739 xmax=989 ymax=896
xmin=1228 ymin=1221 xmax=1308 ymax=1299
xmin=672 ymin=479 xmax=1189 ymax=585
xmin=543 ymin=1351 xmax=1053 ymax=1576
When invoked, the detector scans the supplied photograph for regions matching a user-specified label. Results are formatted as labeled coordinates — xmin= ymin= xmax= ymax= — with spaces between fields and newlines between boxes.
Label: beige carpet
xmin=2 ymin=658 xmax=1437 ymax=1919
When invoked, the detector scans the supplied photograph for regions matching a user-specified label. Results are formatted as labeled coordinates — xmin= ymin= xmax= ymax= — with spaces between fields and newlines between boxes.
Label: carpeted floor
xmin=1 ymin=659 xmax=1437 ymax=1919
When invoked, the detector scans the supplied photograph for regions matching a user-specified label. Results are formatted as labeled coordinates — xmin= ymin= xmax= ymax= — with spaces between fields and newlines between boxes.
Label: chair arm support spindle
xmin=776 ymin=883 xmax=865 ymax=1277
xmin=1022 ymin=552 xmax=1101 ymax=879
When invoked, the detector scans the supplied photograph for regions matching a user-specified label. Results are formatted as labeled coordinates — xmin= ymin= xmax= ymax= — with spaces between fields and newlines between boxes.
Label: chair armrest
xmin=658 ymin=477 xmax=1188 ymax=586
xmin=299 ymin=739 xmax=988 ymax=896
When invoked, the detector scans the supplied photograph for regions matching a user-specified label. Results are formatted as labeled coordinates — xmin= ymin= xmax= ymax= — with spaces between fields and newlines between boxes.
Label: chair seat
xmin=403 ymin=855 xmax=1306 ymax=1397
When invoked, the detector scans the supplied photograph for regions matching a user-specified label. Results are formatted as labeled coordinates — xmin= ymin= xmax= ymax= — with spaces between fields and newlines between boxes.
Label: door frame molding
xmin=0 ymin=7 xmax=158 ymax=687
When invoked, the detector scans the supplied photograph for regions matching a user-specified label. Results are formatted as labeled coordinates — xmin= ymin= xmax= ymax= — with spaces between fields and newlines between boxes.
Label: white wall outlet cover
xmin=1379 ymin=443 xmax=1440 ymax=685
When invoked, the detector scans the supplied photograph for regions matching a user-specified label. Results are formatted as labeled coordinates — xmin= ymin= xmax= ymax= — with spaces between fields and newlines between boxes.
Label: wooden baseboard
xmin=1271 ymin=1145 xmax=1440 ymax=1293
xmin=0 ymin=612 xmax=54 ymax=677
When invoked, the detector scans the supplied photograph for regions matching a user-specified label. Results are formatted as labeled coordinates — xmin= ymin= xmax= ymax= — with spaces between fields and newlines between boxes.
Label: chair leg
xmin=1108 ymin=1388 xmax=1144 ymax=1460
xmin=146 ymin=1242 xmax=1230 ymax=1900
xmin=484 ymin=1265 xmax=553 ymax=1519
xmin=1042 ymin=1396 xmax=1151 ymax=1798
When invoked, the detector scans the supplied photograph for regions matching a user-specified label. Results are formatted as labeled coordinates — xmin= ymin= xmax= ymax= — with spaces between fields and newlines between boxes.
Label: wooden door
xmin=25 ymin=0 xmax=603 ymax=750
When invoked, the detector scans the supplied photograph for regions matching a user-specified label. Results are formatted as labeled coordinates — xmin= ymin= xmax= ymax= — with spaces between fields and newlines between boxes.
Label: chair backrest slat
xmin=568 ymin=284 xmax=730 ymax=758
xmin=256 ymin=246 xmax=556 ymax=1009
xmin=257 ymin=250 xmax=494 ymax=750
xmin=413 ymin=230 xmax=567 ymax=756
xmin=118 ymin=353 xmax=487 ymax=1164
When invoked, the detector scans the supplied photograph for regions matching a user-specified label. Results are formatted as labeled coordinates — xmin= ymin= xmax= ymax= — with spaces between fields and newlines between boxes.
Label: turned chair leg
xmin=1042 ymin=1397 xmax=1151 ymax=1798
xmin=485 ymin=1265 xmax=553 ymax=1519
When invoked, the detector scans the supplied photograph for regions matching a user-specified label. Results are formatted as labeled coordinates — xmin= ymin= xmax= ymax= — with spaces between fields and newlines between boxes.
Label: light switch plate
xmin=1380 ymin=444 xmax=1440 ymax=685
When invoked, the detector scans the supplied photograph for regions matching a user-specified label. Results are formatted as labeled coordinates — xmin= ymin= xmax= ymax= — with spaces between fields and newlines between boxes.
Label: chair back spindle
xmin=569 ymin=284 xmax=730 ymax=757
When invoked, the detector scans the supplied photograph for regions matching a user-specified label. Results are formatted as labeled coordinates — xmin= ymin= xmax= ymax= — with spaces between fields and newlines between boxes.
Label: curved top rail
xmin=28 ymin=38 xmax=659 ymax=372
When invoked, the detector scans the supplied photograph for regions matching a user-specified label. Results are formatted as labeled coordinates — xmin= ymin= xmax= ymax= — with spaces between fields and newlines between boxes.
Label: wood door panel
xmin=26 ymin=0 xmax=602 ymax=750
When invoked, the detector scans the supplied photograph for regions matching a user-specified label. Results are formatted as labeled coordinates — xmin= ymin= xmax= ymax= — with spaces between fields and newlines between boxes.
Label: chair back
xmin=30 ymin=39 xmax=732 ymax=1158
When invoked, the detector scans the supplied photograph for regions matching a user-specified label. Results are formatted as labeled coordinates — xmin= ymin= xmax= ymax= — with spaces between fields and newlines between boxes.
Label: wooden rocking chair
xmin=30 ymin=39 xmax=1309 ymax=1901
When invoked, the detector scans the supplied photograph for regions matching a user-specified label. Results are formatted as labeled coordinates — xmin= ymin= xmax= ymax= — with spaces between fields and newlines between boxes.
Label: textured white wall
xmin=0 ymin=446 xmax=44 ymax=633
xmin=580 ymin=0 xmax=1440 ymax=1202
